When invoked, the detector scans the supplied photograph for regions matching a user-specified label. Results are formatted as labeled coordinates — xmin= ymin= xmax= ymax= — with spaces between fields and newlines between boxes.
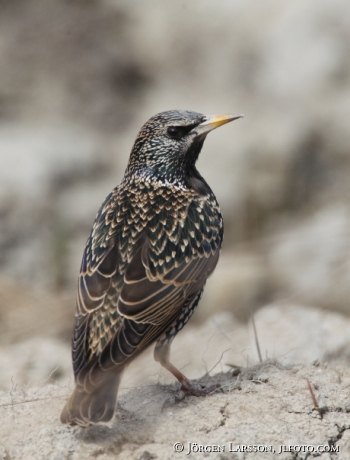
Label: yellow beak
xmin=195 ymin=114 xmax=243 ymax=137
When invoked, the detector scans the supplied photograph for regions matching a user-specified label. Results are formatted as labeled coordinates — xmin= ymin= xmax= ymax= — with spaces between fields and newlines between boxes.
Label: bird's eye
xmin=167 ymin=126 xmax=183 ymax=140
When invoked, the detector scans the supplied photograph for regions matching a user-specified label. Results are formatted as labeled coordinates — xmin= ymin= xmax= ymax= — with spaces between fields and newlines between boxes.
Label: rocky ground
xmin=2 ymin=304 xmax=350 ymax=459
xmin=2 ymin=361 xmax=350 ymax=460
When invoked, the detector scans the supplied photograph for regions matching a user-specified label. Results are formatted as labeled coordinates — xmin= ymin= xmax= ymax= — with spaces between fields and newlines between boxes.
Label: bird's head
xmin=125 ymin=110 xmax=243 ymax=187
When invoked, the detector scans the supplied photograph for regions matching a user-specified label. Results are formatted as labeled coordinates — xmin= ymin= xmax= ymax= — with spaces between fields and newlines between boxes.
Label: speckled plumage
xmin=60 ymin=110 xmax=242 ymax=427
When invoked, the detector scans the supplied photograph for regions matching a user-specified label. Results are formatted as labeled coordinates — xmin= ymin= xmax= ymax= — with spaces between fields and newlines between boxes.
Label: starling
xmin=60 ymin=110 xmax=243 ymax=427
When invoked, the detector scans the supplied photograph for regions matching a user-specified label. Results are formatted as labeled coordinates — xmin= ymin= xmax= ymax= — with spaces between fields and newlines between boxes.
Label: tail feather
xmin=60 ymin=370 xmax=123 ymax=427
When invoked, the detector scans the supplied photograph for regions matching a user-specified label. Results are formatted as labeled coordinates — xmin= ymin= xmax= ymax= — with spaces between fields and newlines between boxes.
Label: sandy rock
xmin=2 ymin=303 xmax=350 ymax=458
xmin=0 ymin=337 xmax=71 ymax=392
xmin=268 ymin=206 xmax=350 ymax=315
xmin=1 ymin=362 xmax=349 ymax=460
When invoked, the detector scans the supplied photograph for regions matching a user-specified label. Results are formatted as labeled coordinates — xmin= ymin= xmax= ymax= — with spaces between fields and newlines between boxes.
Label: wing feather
xmin=72 ymin=192 xmax=222 ymax=383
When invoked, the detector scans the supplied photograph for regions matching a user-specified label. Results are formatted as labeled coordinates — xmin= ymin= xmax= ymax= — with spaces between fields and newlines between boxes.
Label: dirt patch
xmin=1 ymin=361 xmax=350 ymax=460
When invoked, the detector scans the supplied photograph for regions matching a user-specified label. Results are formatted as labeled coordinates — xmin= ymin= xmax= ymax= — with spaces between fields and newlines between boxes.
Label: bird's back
xmin=73 ymin=175 xmax=223 ymax=378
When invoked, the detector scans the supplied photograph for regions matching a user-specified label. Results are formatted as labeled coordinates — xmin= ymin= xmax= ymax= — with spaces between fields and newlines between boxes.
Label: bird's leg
xmin=154 ymin=341 xmax=220 ymax=408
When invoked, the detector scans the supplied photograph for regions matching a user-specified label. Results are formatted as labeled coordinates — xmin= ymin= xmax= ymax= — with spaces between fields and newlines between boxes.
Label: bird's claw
xmin=162 ymin=382 xmax=221 ymax=410
xmin=162 ymin=390 xmax=186 ymax=410
xmin=181 ymin=382 xmax=221 ymax=396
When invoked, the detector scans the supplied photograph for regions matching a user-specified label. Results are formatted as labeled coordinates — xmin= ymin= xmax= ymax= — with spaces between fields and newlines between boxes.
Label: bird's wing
xmin=72 ymin=238 xmax=121 ymax=378
xmin=72 ymin=189 xmax=222 ymax=383
xmin=72 ymin=190 xmax=122 ymax=378
xmin=76 ymin=237 xmax=220 ymax=386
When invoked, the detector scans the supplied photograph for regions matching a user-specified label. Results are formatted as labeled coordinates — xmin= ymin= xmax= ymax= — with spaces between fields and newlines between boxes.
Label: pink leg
xmin=154 ymin=341 xmax=220 ymax=407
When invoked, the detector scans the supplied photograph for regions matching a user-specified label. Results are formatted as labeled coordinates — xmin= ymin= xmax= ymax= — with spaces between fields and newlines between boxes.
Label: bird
xmin=60 ymin=109 xmax=243 ymax=427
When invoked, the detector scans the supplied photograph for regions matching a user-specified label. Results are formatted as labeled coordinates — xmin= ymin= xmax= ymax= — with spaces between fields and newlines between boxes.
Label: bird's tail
xmin=60 ymin=369 xmax=123 ymax=428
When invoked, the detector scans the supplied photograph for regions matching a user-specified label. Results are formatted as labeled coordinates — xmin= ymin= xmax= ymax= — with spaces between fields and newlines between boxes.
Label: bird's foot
xmin=162 ymin=381 xmax=220 ymax=410
xmin=181 ymin=380 xmax=221 ymax=396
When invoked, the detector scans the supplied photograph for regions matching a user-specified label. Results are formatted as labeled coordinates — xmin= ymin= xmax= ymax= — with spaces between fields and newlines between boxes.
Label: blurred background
xmin=1 ymin=0 xmax=350 ymax=391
